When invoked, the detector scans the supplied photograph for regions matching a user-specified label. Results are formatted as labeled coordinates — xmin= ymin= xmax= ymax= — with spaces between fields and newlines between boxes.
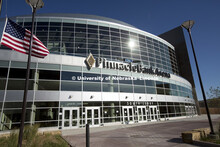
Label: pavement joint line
xmin=62 ymin=115 xmax=220 ymax=137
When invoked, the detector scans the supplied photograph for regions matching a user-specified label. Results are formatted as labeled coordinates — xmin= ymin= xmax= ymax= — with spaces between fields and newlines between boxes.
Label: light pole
xmin=18 ymin=0 xmax=44 ymax=147
xmin=181 ymin=20 xmax=215 ymax=135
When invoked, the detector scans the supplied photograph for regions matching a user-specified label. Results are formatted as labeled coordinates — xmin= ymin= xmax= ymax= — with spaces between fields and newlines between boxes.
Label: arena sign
xmin=85 ymin=53 xmax=170 ymax=78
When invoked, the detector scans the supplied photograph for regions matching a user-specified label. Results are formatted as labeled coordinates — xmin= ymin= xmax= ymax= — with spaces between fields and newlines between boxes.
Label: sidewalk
xmin=62 ymin=115 xmax=220 ymax=147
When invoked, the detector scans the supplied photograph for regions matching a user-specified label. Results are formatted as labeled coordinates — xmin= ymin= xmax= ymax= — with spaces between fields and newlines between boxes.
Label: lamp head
xmin=181 ymin=20 xmax=195 ymax=30
xmin=26 ymin=0 xmax=44 ymax=9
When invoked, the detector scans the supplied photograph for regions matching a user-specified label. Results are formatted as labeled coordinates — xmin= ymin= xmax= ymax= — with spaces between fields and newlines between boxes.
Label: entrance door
xmin=122 ymin=106 xmax=134 ymax=124
xmin=149 ymin=106 xmax=158 ymax=121
xmin=62 ymin=107 xmax=79 ymax=129
xmin=85 ymin=107 xmax=100 ymax=127
xmin=137 ymin=106 xmax=147 ymax=122
xmin=185 ymin=106 xmax=193 ymax=117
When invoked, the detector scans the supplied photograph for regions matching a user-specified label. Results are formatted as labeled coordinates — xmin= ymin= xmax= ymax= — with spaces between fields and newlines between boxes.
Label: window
xmin=133 ymin=78 xmax=144 ymax=86
xmin=38 ymin=80 xmax=59 ymax=90
xmin=146 ymin=87 xmax=156 ymax=94
xmin=102 ymin=83 xmax=118 ymax=92
xmin=134 ymin=86 xmax=145 ymax=93
xmin=145 ymin=80 xmax=155 ymax=87
xmin=156 ymin=81 xmax=164 ymax=88
xmin=61 ymin=71 xmax=82 ymax=81
xmin=82 ymin=73 xmax=101 ymax=82
xmin=119 ymin=84 xmax=133 ymax=93
xmin=0 ymin=68 xmax=8 ymax=78
xmin=157 ymin=88 xmax=165 ymax=95
xmin=7 ymin=80 xmax=34 ymax=90
xmin=9 ymin=68 xmax=35 ymax=79
xmin=39 ymin=70 xmax=60 ymax=80
xmin=61 ymin=81 xmax=82 ymax=91
xmin=83 ymin=82 xmax=101 ymax=91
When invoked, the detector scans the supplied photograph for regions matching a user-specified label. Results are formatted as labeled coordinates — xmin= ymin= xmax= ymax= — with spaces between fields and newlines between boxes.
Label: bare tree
xmin=206 ymin=86 xmax=220 ymax=99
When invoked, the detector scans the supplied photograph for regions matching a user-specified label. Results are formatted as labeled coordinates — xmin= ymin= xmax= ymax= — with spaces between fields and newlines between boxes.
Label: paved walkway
xmin=62 ymin=115 xmax=220 ymax=147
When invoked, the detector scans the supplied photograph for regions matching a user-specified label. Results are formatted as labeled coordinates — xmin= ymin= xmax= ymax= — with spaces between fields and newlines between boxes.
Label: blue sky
xmin=1 ymin=0 xmax=219 ymax=100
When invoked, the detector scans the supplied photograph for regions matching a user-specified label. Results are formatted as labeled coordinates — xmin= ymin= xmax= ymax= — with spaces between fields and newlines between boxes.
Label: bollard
xmin=86 ymin=124 xmax=90 ymax=147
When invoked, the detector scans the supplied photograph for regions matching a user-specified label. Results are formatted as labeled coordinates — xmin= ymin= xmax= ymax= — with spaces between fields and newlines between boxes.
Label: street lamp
xmin=181 ymin=20 xmax=215 ymax=135
xmin=18 ymin=1 xmax=44 ymax=147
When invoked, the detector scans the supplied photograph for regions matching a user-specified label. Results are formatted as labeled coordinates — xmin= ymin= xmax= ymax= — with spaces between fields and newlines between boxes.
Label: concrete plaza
xmin=62 ymin=115 xmax=220 ymax=147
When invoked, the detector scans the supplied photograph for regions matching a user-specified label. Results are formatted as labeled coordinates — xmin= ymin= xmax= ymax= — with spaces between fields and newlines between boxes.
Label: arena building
xmin=0 ymin=14 xmax=197 ymax=130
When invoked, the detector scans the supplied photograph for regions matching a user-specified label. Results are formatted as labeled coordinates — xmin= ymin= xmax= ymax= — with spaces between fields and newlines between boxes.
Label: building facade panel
xmin=0 ymin=14 xmax=197 ymax=131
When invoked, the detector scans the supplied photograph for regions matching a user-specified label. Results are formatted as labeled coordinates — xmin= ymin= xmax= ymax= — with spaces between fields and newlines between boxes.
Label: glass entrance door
xmin=122 ymin=106 xmax=134 ymax=124
xmin=149 ymin=106 xmax=158 ymax=121
xmin=62 ymin=107 xmax=79 ymax=129
xmin=85 ymin=107 xmax=100 ymax=127
xmin=185 ymin=106 xmax=194 ymax=117
xmin=137 ymin=106 xmax=147 ymax=122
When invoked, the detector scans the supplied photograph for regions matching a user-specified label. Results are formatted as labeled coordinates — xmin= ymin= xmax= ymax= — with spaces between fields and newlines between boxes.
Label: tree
xmin=206 ymin=86 xmax=220 ymax=99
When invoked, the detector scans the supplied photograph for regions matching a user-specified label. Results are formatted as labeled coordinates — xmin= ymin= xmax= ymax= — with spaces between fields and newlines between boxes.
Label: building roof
xmin=17 ymin=13 xmax=137 ymax=28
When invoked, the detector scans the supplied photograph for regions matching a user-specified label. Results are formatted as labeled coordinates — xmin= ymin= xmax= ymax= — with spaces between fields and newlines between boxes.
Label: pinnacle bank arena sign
xmin=85 ymin=55 xmax=170 ymax=78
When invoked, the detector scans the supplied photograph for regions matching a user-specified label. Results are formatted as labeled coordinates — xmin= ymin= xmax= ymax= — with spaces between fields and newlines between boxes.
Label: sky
xmin=0 ymin=0 xmax=219 ymax=100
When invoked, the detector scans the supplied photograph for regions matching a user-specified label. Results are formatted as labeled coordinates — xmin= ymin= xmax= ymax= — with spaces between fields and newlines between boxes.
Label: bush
xmin=0 ymin=131 xmax=18 ymax=147
xmin=0 ymin=125 xmax=69 ymax=147
xmin=23 ymin=124 xmax=40 ymax=146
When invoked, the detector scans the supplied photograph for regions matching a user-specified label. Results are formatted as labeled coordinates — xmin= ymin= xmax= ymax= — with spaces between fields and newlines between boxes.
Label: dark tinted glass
xmin=9 ymin=68 xmax=35 ymax=79
xmin=82 ymin=73 xmax=101 ymax=82
xmin=0 ymin=68 xmax=8 ymax=78
xmin=156 ymin=81 xmax=164 ymax=88
xmin=102 ymin=83 xmax=118 ymax=92
xmin=119 ymin=84 xmax=133 ymax=93
xmin=83 ymin=82 xmax=101 ymax=91
xmin=145 ymin=80 xmax=155 ymax=87
xmin=61 ymin=81 xmax=82 ymax=91
xmin=39 ymin=70 xmax=60 ymax=80
xmin=102 ymin=75 xmax=118 ymax=83
xmin=134 ymin=86 xmax=145 ymax=93
xmin=61 ymin=71 xmax=82 ymax=81
xmin=133 ymin=78 xmax=144 ymax=85
xmin=118 ymin=76 xmax=132 ymax=84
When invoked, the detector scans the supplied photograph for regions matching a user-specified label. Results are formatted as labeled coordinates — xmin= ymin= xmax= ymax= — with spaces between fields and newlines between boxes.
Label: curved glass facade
xmin=0 ymin=14 xmax=197 ymax=131
xmin=13 ymin=15 xmax=179 ymax=75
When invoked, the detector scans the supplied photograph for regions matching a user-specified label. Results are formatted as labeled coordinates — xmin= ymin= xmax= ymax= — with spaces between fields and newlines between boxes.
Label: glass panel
xmin=119 ymin=84 xmax=133 ymax=93
xmin=154 ymin=108 xmax=158 ymax=119
xmin=62 ymin=71 xmax=82 ymax=81
xmin=38 ymin=70 xmax=60 ymax=80
xmin=150 ymin=108 xmax=153 ymax=119
xmin=38 ymin=81 xmax=59 ymax=90
xmin=7 ymin=80 xmax=34 ymax=90
xmin=129 ymin=108 xmax=133 ymax=121
xmin=94 ymin=109 xmax=99 ymax=118
xmin=142 ymin=108 xmax=146 ymax=115
xmin=64 ymin=110 xmax=70 ymax=119
xmin=87 ymin=119 xmax=92 ymax=125
xmin=87 ymin=109 xmax=92 ymax=118
xmin=61 ymin=81 xmax=82 ymax=91
xmin=146 ymin=87 xmax=156 ymax=94
xmin=72 ymin=120 xmax=77 ymax=126
xmin=124 ymin=108 xmax=128 ymax=122
xmin=145 ymin=80 xmax=155 ymax=87
xmin=94 ymin=119 xmax=99 ymax=125
xmin=72 ymin=110 xmax=77 ymax=119
xmin=0 ymin=79 xmax=6 ymax=90
xmin=64 ymin=121 xmax=69 ymax=127
xmin=83 ymin=82 xmax=101 ymax=91
xmin=138 ymin=108 xmax=142 ymax=121
xmin=143 ymin=108 xmax=147 ymax=120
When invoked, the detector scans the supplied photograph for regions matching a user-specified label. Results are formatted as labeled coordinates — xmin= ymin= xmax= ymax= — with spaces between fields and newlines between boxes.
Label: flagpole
xmin=17 ymin=6 xmax=36 ymax=147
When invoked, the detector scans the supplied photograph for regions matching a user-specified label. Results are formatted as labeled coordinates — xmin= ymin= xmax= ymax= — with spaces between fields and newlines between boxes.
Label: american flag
xmin=0 ymin=18 xmax=49 ymax=58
